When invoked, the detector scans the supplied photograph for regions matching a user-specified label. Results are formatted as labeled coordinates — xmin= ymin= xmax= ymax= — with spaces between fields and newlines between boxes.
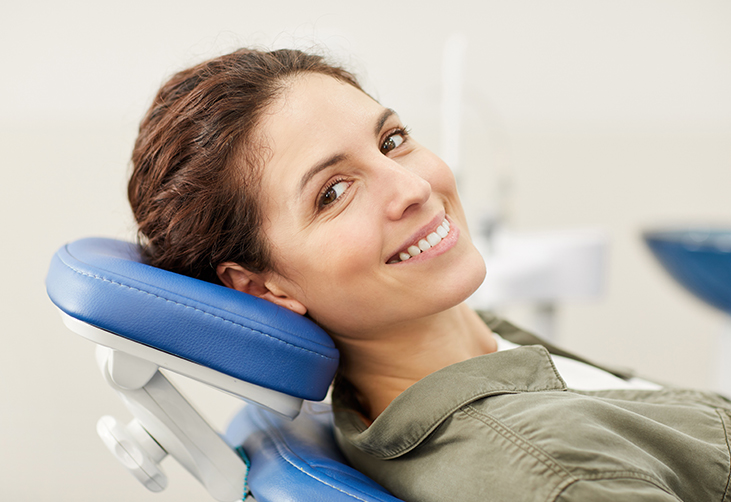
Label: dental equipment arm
xmin=95 ymin=346 xmax=246 ymax=501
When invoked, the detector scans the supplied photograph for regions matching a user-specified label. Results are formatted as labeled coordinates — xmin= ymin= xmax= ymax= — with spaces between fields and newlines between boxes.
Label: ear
xmin=216 ymin=262 xmax=307 ymax=316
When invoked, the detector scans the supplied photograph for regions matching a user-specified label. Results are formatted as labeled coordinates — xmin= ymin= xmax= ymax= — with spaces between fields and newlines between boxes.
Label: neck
xmin=333 ymin=304 xmax=497 ymax=421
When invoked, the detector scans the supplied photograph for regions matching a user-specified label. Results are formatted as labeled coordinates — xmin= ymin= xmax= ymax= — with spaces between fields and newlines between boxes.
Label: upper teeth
xmin=391 ymin=219 xmax=451 ymax=263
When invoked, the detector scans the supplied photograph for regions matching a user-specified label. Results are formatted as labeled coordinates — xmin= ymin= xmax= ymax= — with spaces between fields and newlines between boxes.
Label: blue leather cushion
xmin=226 ymin=403 xmax=403 ymax=502
xmin=46 ymin=237 xmax=339 ymax=400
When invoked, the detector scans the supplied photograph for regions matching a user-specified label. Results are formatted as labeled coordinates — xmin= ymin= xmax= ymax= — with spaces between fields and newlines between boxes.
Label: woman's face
xmin=252 ymin=74 xmax=486 ymax=337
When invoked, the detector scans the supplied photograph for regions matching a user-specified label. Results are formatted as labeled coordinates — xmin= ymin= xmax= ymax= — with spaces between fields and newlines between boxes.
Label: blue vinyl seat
xmin=226 ymin=402 xmax=402 ymax=502
xmin=46 ymin=237 xmax=403 ymax=502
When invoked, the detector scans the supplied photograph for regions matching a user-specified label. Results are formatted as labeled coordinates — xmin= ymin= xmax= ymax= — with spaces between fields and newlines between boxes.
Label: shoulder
xmin=337 ymin=385 xmax=731 ymax=502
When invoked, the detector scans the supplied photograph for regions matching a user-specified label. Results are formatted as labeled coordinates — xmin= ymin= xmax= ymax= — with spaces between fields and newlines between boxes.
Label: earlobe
xmin=216 ymin=262 xmax=307 ymax=316
xmin=262 ymin=294 xmax=308 ymax=316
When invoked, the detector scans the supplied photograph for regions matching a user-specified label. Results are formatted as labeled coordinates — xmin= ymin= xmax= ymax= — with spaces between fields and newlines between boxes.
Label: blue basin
xmin=644 ymin=229 xmax=731 ymax=316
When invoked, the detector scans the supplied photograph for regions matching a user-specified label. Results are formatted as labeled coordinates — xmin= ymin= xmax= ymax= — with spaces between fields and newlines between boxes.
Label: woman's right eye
xmin=319 ymin=180 xmax=349 ymax=208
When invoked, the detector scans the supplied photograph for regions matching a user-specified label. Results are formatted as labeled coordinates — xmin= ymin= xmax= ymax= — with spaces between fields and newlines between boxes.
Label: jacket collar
xmin=333 ymin=345 xmax=567 ymax=459
xmin=477 ymin=311 xmax=635 ymax=380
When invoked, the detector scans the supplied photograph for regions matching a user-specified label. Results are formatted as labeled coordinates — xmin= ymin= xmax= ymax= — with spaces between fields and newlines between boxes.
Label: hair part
xmin=129 ymin=48 xmax=362 ymax=283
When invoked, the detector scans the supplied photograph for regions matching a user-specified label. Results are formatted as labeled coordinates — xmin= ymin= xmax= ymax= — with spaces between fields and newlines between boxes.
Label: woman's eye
xmin=380 ymin=131 xmax=406 ymax=154
xmin=320 ymin=180 xmax=348 ymax=207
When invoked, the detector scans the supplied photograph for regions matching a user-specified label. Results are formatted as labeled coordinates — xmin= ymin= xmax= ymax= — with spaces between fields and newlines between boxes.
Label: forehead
xmin=268 ymin=72 xmax=376 ymax=129
xmin=258 ymin=74 xmax=382 ymax=171
xmin=252 ymin=73 xmax=385 ymax=261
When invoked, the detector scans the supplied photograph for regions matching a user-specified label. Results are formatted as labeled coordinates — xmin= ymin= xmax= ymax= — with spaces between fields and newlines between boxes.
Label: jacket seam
xmin=462 ymin=405 xmax=684 ymax=502
xmin=355 ymin=348 xmax=568 ymax=458
xmin=58 ymin=258 xmax=337 ymax=361
xmin=551 ymin=473 xmax=683 ymax=502
xmin=717 ymin=409 xmax=731 ymax=502
xmin=462 ymin=404 xmax=574 ymax=485
xmin=349 ymin=391 xmax=518 ymax=458
xmin=358 ymin=384 xmax=567 ymax=459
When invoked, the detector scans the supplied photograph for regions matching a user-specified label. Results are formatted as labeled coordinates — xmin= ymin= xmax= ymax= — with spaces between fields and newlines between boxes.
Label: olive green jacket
xmin=333 ymin=314 xmax=731 ymax=502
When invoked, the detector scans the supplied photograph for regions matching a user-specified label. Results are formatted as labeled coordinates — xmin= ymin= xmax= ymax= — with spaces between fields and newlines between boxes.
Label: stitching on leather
xmin=261 ymin=413 xmax=394 ymax=502
xmin=62 ymin=260 xmax=337 ymax=361
xmin=268 ymin=449 xmax=376 ymax=502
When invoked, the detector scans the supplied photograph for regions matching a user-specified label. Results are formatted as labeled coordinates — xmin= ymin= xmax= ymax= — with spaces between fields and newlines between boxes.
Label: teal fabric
xmin=235 ymin=445 xmax=252 ymax=501
xmin=333 ymin=315 xmax=731 ymax=502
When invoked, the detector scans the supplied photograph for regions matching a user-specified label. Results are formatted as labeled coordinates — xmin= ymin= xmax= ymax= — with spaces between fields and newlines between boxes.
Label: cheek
xmin=292 ymin=229 xmax=384 ymax=332
xmin=409 ymin=150 xmax=458 ymax=192
xmin=278 ymin=221 xmax=382 ymax=294
xmin=432 ymin=159 xmax=459 ymax=191
xmin=311 ymin=223 xmax=380 ymax=277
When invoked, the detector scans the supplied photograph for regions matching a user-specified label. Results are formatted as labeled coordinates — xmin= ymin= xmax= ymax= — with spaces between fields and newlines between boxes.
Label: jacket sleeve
xmin=556 ymin=478 xmax=681 ymax=502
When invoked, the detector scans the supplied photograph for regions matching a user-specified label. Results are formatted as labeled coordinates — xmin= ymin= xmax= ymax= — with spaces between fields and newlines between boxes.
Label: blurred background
xmin=2 ymin=0 xmax=730 ymax=499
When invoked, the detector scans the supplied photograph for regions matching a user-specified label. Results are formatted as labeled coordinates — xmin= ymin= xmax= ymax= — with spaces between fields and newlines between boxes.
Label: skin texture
xmin=218 ymin=74 xmax=497 ymax=420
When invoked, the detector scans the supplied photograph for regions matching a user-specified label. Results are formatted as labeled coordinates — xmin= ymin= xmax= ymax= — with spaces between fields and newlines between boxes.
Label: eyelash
xmin=316 ymin=125 xmax=411 ymax=211
xmin=380 ymin=127 xmax=411 ymax=154
xmin=317 ymin=177 xmax=349 ymax=210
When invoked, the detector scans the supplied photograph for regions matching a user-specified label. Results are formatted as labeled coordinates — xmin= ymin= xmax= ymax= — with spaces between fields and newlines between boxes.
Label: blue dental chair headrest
xmin=46 ymin=237 xmax=339 ymax=401
xmin=47 ymin=237 xmax=408 ymax=501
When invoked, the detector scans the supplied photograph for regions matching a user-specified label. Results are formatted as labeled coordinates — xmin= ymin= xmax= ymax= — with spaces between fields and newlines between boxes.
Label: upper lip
xmin=386 ymin=211 xmax=447 ymax=263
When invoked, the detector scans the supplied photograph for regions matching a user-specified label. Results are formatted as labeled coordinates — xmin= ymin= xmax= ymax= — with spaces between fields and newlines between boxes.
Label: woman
xmin=129 ymin=48 xmax=731 ymax=502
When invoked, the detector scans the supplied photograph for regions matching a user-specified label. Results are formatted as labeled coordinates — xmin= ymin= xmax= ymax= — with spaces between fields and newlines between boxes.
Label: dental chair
xmin=46 ymin=237 xmax=404 ymax=502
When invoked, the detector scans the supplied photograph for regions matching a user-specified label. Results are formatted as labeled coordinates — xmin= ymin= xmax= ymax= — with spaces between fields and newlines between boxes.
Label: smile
xmin=387 ymin=217 xmax=452 ymax=264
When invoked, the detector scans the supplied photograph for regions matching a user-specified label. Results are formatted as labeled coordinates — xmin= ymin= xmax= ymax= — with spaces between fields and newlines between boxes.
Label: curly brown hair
xmin=129 ymin=48 xmax=362 ymax=283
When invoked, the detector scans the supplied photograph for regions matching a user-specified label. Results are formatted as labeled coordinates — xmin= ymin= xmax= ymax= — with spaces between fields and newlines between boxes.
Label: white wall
xmin=2 ymin=1 xmax=730 ymax=500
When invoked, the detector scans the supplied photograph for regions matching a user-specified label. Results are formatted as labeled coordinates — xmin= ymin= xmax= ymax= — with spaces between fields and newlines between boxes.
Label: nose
xmin=380 ymin=159 xmax=432 ymax=220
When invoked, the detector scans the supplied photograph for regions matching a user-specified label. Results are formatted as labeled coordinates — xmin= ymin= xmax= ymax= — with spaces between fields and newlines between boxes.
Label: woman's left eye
xmin=380 ymin=130 xmax=407 ymax=154
xmin=319 ymin=180 xmax=349 ymax=208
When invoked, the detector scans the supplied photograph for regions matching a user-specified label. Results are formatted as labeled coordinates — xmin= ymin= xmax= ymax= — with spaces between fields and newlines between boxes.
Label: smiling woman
xmin=220 ymin=73 xmax=485 ymax=337
xmin=129 ymin=48 xmax=731 ymax=502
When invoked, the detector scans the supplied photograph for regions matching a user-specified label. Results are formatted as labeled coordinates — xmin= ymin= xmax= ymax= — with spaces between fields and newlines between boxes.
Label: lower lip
xmin=389 ymin=218 xmax=460 ymax=266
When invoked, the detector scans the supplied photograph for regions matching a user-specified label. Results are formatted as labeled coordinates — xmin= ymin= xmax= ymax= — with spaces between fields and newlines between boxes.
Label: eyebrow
xmin=298 ymin=108 xmax=397 ymax=194
xmin=298 ymin=153 xmax=349 ymax=193
xmin=375 ymin=108 xmax=396 ymax=137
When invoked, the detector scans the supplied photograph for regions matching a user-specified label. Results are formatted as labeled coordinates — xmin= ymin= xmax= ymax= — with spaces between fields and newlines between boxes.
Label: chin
xmin=437 ymin=247 xmax=487 ymax=310
xmin=463 ymin=253 xmax=488 ymax=300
